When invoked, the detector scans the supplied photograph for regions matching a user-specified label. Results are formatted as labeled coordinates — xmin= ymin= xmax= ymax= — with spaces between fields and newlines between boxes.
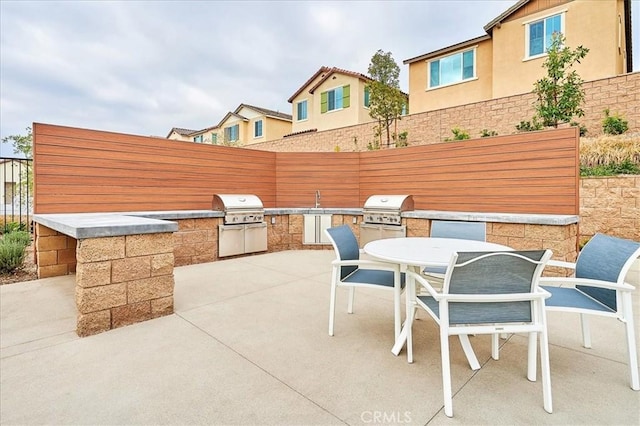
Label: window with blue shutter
xmin=321 ymin=85 xmax=349 ymax=113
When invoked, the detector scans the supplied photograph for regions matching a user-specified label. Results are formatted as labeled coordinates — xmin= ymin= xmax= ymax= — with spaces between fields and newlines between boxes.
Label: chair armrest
xmin=406 ymin=270 xmax=440 ymax=298
xmin=540 ymin=277 xmax=636 ymax=292
xmin=331 ymin=259 xmax=401 ymax=272
xmin=546 ymin=259 xmax=576 ymax=269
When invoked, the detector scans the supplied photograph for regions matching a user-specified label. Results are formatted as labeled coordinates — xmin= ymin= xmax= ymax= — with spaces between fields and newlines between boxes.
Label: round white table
xmin=363 ymin=237 xmax=512 ymax=269
xmin=363 ymin=237 xmax=513 ymax=362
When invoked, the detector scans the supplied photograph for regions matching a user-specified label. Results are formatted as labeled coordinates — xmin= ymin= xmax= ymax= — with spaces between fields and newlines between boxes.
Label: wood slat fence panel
xmin=34 ymin=124 xmax=277 ymax=213
xmin=360 ymin=127 xmax=579 ymax=214
xmin=33 ymin=124 xmax=578 ymax=215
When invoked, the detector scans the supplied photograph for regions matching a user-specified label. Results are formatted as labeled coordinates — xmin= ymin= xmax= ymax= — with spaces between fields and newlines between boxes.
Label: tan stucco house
xmin=167 ymin=104 xmax=292 ymax=146
xmin=287 ymin=66 xmax=377 ymax=134
xmin=404 ymin=0 xmax=633 ymax=114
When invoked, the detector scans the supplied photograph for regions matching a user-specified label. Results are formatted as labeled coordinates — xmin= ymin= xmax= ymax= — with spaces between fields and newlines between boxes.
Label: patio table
xmin=363 ymin=237 xmax=512 ymax=367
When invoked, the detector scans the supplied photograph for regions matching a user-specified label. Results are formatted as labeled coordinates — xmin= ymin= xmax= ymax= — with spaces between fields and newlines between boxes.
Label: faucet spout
xmin=315 ymin=190 xmax=321 ymax=208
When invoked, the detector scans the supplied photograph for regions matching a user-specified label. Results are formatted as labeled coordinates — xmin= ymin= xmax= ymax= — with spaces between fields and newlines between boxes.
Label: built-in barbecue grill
xmin=360 ymin=194 xmax=414 ymax=247
xmin=213 ymin=194 xmax=265 ymax=224
xmin=212 ymin=194 xmax=267 ymax=257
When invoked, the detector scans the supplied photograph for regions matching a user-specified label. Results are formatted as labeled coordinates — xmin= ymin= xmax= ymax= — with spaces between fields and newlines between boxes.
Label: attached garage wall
xmin=33 ymin=123 xmax=579 ymax=215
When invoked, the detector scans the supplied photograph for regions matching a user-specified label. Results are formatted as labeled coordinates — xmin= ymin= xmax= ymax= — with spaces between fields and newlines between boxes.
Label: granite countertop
xmin=33 ymin=208 xmax=579 ymax=239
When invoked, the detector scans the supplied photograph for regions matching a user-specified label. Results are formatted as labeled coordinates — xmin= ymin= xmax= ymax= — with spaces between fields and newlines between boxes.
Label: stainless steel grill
xmin=360 ymin=194 xmax=414 ymax=247
xmin=212 ymin=194 xmax=267 ymax=257
xmin=213 ymin=194 xmax=265 ymax=224
xmin=362 ymin=195 xmax=414 ymax=225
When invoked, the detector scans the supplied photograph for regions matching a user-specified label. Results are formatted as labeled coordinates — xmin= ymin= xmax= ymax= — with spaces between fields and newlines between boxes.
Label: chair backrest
xmin=430 ymin=220 xmax=486 ymax=242
xmin=325 ymin=225 xmax=360 ymax=279
xmin=443 ymin=250 xmax=551 ymax=325
xmin=575 ymin=233 xmax=640 ymax=311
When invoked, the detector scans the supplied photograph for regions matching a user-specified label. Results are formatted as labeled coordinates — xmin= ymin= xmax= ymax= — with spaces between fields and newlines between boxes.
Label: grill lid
xmin=213 ymin=194 xmax=264 ymax=211
xmin=363 ymin=195 xmax=414 ymax=212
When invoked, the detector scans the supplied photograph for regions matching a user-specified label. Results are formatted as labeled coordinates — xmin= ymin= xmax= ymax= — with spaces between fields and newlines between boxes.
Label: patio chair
xmin=424 ymin=220 xmax=487 ymax=281
xmin=325 ymin=225 xmax=405 ymax=339
xmin=405 ymin=250 xmax=553 ymax=417
xmin=540 ymin=233 xmax=640 ymax=390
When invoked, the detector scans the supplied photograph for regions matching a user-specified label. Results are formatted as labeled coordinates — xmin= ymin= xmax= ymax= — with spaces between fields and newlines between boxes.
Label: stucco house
xmin=287 ymin=66 xmax=378 ymax=134
xmin=404 ymin=0 xmax=633 ymax=114
xmin=167 ymin=104 xmax=292 ymax=146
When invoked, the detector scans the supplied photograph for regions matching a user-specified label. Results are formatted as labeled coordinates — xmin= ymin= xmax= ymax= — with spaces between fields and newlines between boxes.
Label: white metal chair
xmin=423 ymin=220 xmax=487 ymax=281
xmin=540 ymin=233 xmax=640 ymax=390
xmin=325 ymin=225 xmax=405 ymax=339
xmin=406 ymin=249 xmax=553 ymax=417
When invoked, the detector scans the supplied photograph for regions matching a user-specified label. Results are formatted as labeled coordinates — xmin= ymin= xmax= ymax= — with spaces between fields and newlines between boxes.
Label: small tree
xmin=2 ymin=126 xmax=33 ymax=158
xmin=533 ymin=33 xmax=589 ymax=128
xmin=367 ymin=50 xmax=407 ymax=147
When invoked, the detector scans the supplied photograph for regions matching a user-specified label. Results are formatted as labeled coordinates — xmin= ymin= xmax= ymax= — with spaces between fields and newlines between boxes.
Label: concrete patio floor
xmin=1 ymin=250 xmax=639 ymax=425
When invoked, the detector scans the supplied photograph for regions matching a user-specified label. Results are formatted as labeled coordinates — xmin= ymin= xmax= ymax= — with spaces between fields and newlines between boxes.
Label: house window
xmin=193 ymin=135 xmax=203 ymax=143
xmin=321 ymin=85 xmax=350 ymax=113
xmin=224 ymin=124 xmax=239 ymax=142
xmin=428 ymin=49 xmax=475 ymax=88
xmin=296 ymin=100 xmax=308 ymax=121
xmin=526 ymin=13 xmax=562 ymax=58
xmin=364 ymin=86 xmax=370 ymax=108
xmin=211 ymin=133 xmax=217 ymax=144
xmin=254 ymin=120 xmax=263 ymax=138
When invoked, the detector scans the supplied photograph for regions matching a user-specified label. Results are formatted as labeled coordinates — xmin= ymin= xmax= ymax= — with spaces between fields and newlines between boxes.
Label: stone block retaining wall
xmin=579 ymin=175 xmax=640 ymax=242
xmin=35 ymin=224 xmax=77 ymax=278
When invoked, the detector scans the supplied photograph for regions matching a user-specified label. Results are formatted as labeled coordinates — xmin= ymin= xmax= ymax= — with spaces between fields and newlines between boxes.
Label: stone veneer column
xmin=75 ymin=232 xmax=175 ymax=337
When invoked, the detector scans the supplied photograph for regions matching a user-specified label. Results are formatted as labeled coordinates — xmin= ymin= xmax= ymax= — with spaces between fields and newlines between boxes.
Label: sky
xmin=1 ymin=0 xmax=639 ymax=157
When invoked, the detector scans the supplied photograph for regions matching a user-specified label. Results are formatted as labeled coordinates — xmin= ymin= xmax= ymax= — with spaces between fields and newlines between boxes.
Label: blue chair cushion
xmin=343 ymin=269 xmax=406 ymax=289
xmin=574 ymin=233 xmax=640 ymax=311
xmin=417 ymin=295 xmax=531 ymax=324
xmin=541 ymin=286 xmax=615 ymax=313
xmin=423 ymin=265 xmax=447 ymax=275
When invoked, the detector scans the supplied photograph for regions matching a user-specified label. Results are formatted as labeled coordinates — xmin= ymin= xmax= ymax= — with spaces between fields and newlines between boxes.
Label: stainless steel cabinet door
xmin=219 ymin=224 xmax=244 ymax=257
xmin=245 ymin=223 xmax=267 ymax=253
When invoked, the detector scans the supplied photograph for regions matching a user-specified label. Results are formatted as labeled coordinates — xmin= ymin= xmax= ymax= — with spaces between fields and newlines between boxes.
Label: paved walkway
xmin=1 ymin=250 xmax=639 ymax=425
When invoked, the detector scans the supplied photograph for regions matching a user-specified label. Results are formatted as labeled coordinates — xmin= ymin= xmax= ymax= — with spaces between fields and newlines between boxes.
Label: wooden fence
xmin=33 ymin=123 xmax=579 ymax=215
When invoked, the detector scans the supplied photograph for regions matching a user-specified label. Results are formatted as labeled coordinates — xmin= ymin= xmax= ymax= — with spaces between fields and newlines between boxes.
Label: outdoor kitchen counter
xmin=33 ymin=208 xmax=579 ymax=239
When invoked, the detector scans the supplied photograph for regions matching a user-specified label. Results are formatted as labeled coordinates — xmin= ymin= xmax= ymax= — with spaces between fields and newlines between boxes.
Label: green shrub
xmin=480 ymin=129 xmax=498 ymax=137
xmin=515 ymin=118 xmax=543 ymax=132
xmin=570 ymin=121 xmax=588 ymax=136
xmin=602 ymin=109 xmax=628 ymax=135
xmin=2 ymin=221 xmax=28 ymax=234
xmin=3 ymin=231 xmax=31 ymax=247
xmin=0 ymin=241 xmax=27 ymax=274
xmin=580 ymin=160 xmax=640 ymax=176
xmin=444 ymin=128 xmax=470 ymax=141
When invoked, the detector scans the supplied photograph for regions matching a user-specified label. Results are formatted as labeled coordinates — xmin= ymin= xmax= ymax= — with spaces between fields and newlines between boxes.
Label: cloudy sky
xmin=1 ymin=0 xmax=638 ymax=156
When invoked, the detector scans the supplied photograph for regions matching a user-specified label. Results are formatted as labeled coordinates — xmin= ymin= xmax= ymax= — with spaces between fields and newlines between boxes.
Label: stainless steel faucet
xmin=315 ymin=190 xmax=321 ymax=208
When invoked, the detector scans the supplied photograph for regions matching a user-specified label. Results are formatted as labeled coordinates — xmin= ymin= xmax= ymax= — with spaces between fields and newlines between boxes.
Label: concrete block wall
xmin=75 ymin=233 xmax=175 ymax=337
xmin=34 ymin=224 xmax=77 ymax=277
xmin=173 ymin=218 xmax=219 ymax=266
xmin=580 ymin=176 xmax=640 ymax=242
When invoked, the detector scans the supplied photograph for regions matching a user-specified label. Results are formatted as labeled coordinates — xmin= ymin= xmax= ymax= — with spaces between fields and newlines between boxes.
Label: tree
xmin=533 ymin=33 xmax=589 ymax=128
xmin=367 ymin=50 xmax=407 ymax=147
xmin=1 ymin=127 xmax=33 ymax=212
xmin=2 ymin=126 xmax=33 ymax=158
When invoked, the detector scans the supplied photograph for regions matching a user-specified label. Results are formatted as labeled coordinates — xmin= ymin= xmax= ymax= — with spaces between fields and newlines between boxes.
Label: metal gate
xmin=0 ymin=157 xmax=32 ymax=232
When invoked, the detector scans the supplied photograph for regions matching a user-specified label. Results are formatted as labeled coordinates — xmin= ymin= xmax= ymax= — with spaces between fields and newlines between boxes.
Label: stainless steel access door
xmin=244 ymin=223 xmax=267 ymax=254
xmin=219 ymin=224 xmax=245 ymax=257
